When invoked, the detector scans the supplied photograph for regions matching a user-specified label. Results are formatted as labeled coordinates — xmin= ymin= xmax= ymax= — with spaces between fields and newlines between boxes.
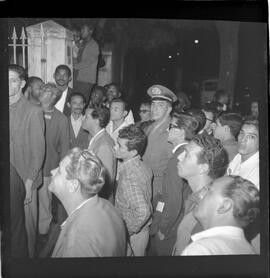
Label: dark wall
xmin=234 ymin=22 xmax=267 ymax=115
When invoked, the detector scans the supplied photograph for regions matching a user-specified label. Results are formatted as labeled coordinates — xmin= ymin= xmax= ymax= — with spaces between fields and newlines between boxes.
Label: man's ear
xmin=199 ymin=163 xmax=209 ymax=175
xmin=68 ymin=76 xmax=72 ymax=83
xmin=68 ymin=179 xmax=80 ymax=193
xmin=224 ymin=125 xmax=230 ymax=133
xmin=130 ymin=149 xmax=138 ymax=158
xmin=167 ymin=105 xmax=172 ymax=115
xmin=124 ymin=110 xmax=128 ymax=118
xmin=67 ymin=102 xmax=71 ymax=108
xmin=21 ymin=80 xmax=26 ymax=90
xmin=217 ymin=198 xmax=233 ymax=214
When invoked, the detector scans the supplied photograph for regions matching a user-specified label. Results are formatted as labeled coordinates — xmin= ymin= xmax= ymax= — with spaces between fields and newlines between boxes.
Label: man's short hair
xmin=91 ymin=85 xmax=106 ymax=95
xmin=203 ymin=102 xmax=221 ymax=120
xmin=192 ymin=132 xmax=229 ymax=179
xmin=140 ymin=100 xmax=151 ymax=107
xmin=26 ymin=76 xmax=43 ymax=87
xmin=65 ymin=148 xmax=105 ymax=198
xmin=186 ymin=108 xmax=206 ymax=133
xmin=43 ymin=82 xmax=61 ymax=104
xmin=217 ymin=112 xmax=243 ymax=137
xmin=222 ymin=175 xmax=260 ymax=228
xmin=9 ymin=64 xmax=26 ymax=80
xmin=68 ymin=92 xmax=86 ymax=104
xmin=214 ymin=89 xmax=229 ymax=102
xmin=110 ymin=98 xmax=129 ymax=112
xmin=242 ymin=117 xmax=259 ymax=133
xmin=54 ymin=64 xmax=72 ymax=77
xmin=90 ymin=106 xmax=110 ymax=128
xmin=118 ymin=124 xmax=147 ymax=156
xmin=107 ymin=82 xmax=120 ymax=90
xmin=173 ymin=112 xmax=198 ymax=141
xmin=173 ymin=91 xmax=191 ymax=113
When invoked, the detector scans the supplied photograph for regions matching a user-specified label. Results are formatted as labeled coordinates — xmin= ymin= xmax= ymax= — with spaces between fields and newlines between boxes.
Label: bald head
xmin=193 ymin=175 xmax=259 ymax=230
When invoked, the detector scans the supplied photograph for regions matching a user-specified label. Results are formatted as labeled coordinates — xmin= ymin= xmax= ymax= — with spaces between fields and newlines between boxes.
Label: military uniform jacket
xmin=142 ymin=117 xmax=173 ymax=198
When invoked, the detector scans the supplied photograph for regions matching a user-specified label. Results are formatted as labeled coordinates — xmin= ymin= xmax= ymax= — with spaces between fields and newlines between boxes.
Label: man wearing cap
xmin=142 ymin=85 xmax=177 ymax=207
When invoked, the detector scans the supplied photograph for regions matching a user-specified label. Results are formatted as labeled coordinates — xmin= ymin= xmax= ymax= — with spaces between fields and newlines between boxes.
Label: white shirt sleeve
xmin=181 ymin=242 xmax=213 ymax=256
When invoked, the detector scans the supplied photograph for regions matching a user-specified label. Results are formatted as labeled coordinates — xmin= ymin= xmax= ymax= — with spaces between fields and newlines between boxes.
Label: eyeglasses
xmin=168 ymin=123 xmax=179 ymax=130
xmin=206 ymin=118 xmax=214 ymax=123
xmin=139 ymin=110 xmax=150 ymax=114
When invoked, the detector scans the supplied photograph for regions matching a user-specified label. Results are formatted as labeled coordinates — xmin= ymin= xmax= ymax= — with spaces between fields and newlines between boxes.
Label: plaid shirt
xmin=115 ymin=155 xmax=153 ymax=235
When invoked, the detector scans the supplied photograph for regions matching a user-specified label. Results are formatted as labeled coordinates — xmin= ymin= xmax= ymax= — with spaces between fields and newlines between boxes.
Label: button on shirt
xmin=71 ymin=114 xmax=83 ymax=138
xmin=227 ymin=152 xmax=259 ymax=189
xmin=55 ymin=88 xmax=68 ymax=113
xmin=181 ymin=226 xmax=256 ymax=255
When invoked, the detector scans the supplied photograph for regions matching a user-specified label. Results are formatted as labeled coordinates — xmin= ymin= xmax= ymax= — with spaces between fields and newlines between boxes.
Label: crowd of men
xmin=9 ymin=60 xmax=260 ymax=258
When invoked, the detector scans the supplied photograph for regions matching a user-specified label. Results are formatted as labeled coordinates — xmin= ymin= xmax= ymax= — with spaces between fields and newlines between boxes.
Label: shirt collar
xmin=61 ymin=195 xmax=97 ymax=228
xmin=109 ymin=119 xmax=129 ymax=133
xmin=71 ymin=114 xmax=83 ymax=122
xmin=120 ymin=155 xmax=141 ymax=169
xmin=172 ymin=142 xmax=188 ymax=154
xmin=88 ymin=128 xmax=105 ymax=148
xmin=241 ymin=151 xmax=259 ymax=166
xmin=223 ymin=137 xmax=237 ymax=145
xmin=191 ymin=226 xmax=245 ymax=242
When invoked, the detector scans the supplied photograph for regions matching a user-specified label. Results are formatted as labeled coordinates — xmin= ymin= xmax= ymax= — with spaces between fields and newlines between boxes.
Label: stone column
xmin=26 ymin=20 xmax=73 ymax=86
xmin=97 ymin=44 xmax=113 ymax=86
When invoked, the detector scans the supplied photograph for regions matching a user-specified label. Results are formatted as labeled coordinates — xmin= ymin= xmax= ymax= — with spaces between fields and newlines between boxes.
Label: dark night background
xmin=1 ymin=1 xmax=268 ymax=277
xmin=7 ymin=18 xmax=268 ymax=120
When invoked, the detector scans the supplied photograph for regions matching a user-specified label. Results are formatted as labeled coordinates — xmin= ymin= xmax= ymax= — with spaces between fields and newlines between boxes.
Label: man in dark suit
xmin=67 ymin=92 xmax=90 ymax=150
xmin=9 ymin=64 xmax=45 ymax=257
xmin=24 ymin=76 xmax=44 ymax=106
xmin=149 ymin=112 xmax=198 ymax=255
xmin=49 ymin=148 xmax=126 ymax=257
xmin=82 ymin=106 xmax=116 ymax=203
xmin=53 ymin=64 xmax=73 ymax=117
xmin=38 ymin=82 xmax=70 ymax=240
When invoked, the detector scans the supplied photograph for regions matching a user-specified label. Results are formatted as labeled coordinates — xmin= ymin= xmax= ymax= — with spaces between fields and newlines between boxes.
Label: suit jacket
xmin=52 ymin=195 xmax=126 ymax=257
xmin=43 ymin=108 xmax=70 ymax=177
xmin=142 ymin=118 xmax=173 ymax=199
xmin=73 ymin=38 xmax=99 ymax=84
xmin=150 ymin=144 xmax=192 ymax=240
xmin=88 ymin=129 xmax=116 ymax=201
xmin=10 ymin=95 xmax=45 ymax=189
xmin=68 ymin=116 xmax=90 ymax=150
xmin=62 ymin=87 xmax=73 ymax=117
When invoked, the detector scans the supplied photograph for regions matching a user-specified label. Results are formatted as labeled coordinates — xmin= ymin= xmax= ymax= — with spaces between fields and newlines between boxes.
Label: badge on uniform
xmin=156 ymin=201 xmax=165 ymax=212
xmin=44 ymin=114 xmax=52 ymax=120
xmin=152 ymin=87 xmax=161 ymax=95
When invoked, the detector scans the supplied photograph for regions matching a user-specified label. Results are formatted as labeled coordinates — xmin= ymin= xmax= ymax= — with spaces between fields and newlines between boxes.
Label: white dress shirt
xmin=71 ymin=114 xmax=83 ymax=138
xmin=227 ymin=151 xmax=259 ymax=189
xmin=106 ymin=118 xmax=134 ymax=145
xmin=55 ymin=87 xmax=68 ymax=113
xmin=181 ymin=226 xmax=256 ymax=255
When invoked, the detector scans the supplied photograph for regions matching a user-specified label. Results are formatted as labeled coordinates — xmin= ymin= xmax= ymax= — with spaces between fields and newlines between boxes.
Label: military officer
xmin=142 ymin=85 xmax=177 ymax=207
